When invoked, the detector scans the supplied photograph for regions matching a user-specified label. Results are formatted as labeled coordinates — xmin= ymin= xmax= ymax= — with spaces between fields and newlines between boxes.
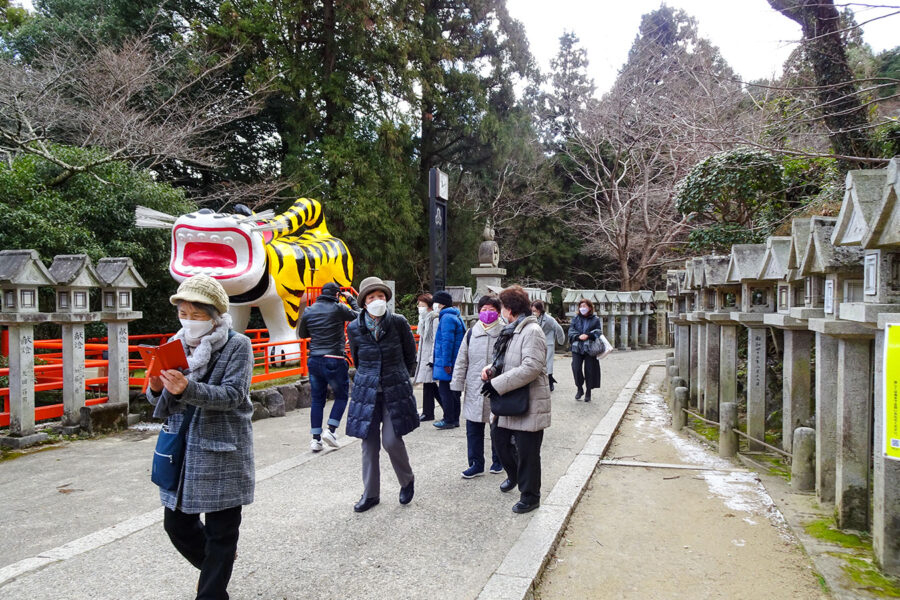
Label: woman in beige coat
xmin=481 ymin=285 xmax=550 ymax=514
xmin=450 ymin=296 xmax=504 ymax=478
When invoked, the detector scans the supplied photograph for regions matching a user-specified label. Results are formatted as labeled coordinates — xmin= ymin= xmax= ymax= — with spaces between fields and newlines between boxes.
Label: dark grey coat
xmin=147 ymin=333 xmax=255 ymax=514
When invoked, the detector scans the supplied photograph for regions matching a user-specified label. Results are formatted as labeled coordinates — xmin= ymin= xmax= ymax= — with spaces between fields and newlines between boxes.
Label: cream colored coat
xmin=491 ymin=315 xmax=551 ymax=432
xmin=450 ymin=320 xmax=503 ymax=423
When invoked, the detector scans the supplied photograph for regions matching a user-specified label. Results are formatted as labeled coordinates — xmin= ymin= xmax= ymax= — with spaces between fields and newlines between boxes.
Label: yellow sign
xmin=886 ymin=324 xmax=900 ymax=461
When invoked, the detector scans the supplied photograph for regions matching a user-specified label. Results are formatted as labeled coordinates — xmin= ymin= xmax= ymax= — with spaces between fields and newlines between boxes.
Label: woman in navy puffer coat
xmin=346 ymin=276 xmax=419 ymax=513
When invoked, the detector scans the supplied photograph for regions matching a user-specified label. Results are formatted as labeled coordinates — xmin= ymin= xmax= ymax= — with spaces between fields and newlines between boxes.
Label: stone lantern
xmin=94 ymin=258 xmax=145 ymax=408
xmin=758 ymin=237 xmax=793 ymax=315
xmin=445 ymin=286 xmax=474 ymax=322
xmin=840 ymin=158 xmax=900 ymax=571
xmin=697 ymin=256 xmax=731 ymax=421
xmin=615 ymin=291 xmax=632 ymax=351
xmin=48 ymin=255 xmax=102 ymax=432
xmin=670 ymin=269 xmax=691 ymax=381
xmin=726 ymin=243 xmax=771 ymax=451
xmin=0 ymin=249 xmax=54 ymax=446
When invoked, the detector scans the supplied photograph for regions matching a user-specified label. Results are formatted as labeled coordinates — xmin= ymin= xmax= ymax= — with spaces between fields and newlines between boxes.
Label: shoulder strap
xmin=466 ymin=327 xmax=473 ymax=345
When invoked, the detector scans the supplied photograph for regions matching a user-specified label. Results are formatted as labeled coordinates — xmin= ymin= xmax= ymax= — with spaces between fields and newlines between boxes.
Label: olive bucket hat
xmin=169 ymin=274 xmax=230 ymax=315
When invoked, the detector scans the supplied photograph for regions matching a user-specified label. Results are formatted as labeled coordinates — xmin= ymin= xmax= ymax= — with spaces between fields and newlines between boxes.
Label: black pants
xmin=420 ymin=382 xmax=440 ymax=419
xmin=493 ymin=423 xmax=543 ymax=504
xmin=571 ymin=352 xmax=601 ymax=392
xmin=164 ymin=506 xmax=242 ymax=600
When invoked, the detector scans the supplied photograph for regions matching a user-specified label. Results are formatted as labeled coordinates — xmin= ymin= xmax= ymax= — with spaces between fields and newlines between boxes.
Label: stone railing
xmin=664 ymin=156 xmax=900 ymax=576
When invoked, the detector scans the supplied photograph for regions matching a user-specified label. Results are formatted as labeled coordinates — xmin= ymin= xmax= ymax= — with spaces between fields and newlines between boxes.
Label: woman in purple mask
xmin=450 ymin=295 xmax=505 ymax=478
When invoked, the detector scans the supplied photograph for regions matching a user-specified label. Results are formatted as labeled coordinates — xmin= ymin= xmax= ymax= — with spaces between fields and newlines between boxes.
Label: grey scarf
xmin=172 ymin=313 xmax=233 ymax=381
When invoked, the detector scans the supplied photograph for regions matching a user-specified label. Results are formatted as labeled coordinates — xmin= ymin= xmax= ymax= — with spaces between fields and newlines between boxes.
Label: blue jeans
xmin=308 ymin=355 xmax=350 ymax=435
xmin=466 ymin=420 xmax=500 ymax=470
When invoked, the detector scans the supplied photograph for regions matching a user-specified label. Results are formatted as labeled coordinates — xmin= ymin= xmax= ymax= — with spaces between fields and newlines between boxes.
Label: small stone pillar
xmin=704 ymin=322 xmax=721 ymax=421
xmin=782 ymin=329 xmax=812 ymax=454
xmin=719 ymin=402 xmax=738 ymax=458
xmin=815 ymin=332 xmax=839 ymax=503
xmin=746 ymin=326 xmax=767 ymax=451
xmin=835 ymin=337 xmax=872 ymax=530
xmin=619 ymin=309 xmax=630 ymax=351
xmin=791 ymin=427 xmax=816 ymax=492
xmin=673 ymin=387 xmax=688 ymax=431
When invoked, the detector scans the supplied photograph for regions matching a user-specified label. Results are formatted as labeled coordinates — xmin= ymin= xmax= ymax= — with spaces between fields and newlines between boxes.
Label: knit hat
xmin=357 ymin=276 xmax=392 ymax=303
xmin=321 ymin=282 xmax=341 ymax=297
xmin=170 ymin=274 xmax=229 ymax=315
xmin=433 ymin=290 xmax=453 ymax=307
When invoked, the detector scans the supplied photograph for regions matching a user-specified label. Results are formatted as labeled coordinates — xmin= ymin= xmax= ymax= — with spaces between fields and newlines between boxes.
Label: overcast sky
xmin=506 ymin=0 xmax=900 ymax=93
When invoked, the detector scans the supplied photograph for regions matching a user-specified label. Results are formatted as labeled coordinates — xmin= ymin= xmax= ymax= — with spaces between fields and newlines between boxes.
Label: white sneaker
xmin=322 ymin=429 xmax=339 ymax=448
xmin=310 ymin=438 xmax=323 ymax=452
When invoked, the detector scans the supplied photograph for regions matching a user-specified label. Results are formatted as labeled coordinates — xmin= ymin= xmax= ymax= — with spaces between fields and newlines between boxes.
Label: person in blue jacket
xmin=431 ymin=290 xmax=466 ymax=429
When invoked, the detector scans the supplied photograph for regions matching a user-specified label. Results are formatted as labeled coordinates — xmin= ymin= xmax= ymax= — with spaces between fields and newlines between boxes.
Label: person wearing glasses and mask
xmin=147 ymin=274 xmax=254 ymax=600
xmin=345 ymin=276 xmax=419 ymax=512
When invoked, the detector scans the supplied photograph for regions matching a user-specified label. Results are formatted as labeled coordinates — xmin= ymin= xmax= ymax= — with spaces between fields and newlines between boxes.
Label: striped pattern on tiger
xmin=255 ymin=197 xmax=354 ymax=328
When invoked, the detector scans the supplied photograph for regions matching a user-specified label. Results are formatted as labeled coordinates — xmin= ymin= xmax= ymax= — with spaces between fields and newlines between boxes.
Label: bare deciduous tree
xmin=0 ymin=33 xmax=273 ymax=186
xmin=560 ymin=35 xmax=751 ymax=290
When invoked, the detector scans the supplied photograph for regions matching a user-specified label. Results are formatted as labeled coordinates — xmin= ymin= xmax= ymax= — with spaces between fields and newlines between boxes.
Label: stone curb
xmin=476 ymin=361 xmax=654 ymax=600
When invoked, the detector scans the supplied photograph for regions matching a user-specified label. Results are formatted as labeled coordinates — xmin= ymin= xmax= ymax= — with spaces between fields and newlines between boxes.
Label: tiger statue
xmin=136 ymin=198 xmax=354 ymax=363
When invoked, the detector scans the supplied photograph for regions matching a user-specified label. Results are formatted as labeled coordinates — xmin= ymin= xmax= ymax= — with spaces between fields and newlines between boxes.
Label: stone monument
xmin=471 ymin=221 xmax=505 ymax=299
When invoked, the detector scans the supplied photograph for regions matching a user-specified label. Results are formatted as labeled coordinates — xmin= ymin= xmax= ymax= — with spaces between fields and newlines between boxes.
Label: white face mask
xmin=432 ymin=303 xmax=442 ymax=312
xmin=367 ymin=299 xmax=387 ymax=317
xmin=579 ymin=306 xmax=590 ymax=315
xmin=180 ymin=318 xmax=214 ymax=338
xmin=417 ymin=306 xmax=428 ymax=317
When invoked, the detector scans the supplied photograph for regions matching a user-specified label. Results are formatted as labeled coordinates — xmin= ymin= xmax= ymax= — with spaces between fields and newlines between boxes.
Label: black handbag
xmin=586 ymin=337 xmax=605 ymax=357
xmin=151 ymin=404 xmax=196 ymax=491
xmin=489 ymin=385 xmax=530 ymax=416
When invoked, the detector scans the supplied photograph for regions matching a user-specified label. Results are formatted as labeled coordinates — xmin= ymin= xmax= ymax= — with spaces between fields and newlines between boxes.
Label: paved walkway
xmin=535 ymin=367 xmax=828 ymax=599
xmin=0 ymin=348 xmax=665 ymax=600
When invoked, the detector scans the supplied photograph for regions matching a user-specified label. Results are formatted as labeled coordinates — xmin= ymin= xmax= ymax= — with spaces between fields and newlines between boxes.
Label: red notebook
xmin=138 ymin=340 xmax=189 ymax=377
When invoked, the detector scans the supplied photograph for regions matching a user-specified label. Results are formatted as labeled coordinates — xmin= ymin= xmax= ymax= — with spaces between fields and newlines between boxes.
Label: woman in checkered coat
xmin=146 ymin=275 xmax=254 ymax=600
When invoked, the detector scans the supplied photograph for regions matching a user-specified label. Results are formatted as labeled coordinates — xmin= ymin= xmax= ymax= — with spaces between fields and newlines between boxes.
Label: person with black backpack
xmin=450 ymin=296 xmax=505 ymax=478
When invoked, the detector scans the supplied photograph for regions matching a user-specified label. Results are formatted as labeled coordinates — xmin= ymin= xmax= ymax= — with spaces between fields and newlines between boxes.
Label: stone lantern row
xmin=0 ymin=250 xmax=144 ymax=448
xmin=562 ymin=289 xmax=669 ymax=349
xmin=665 ymin=157 xmax=900 ymax=576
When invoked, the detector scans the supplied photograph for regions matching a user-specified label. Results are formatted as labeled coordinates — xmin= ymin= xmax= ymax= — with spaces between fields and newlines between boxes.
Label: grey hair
xmin=176 ymin=300 xmax=222 ymax=323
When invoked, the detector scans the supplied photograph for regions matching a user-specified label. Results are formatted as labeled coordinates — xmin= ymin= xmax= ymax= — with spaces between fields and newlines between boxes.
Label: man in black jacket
xmin=299 ymin=282 xmax=360 ymax=452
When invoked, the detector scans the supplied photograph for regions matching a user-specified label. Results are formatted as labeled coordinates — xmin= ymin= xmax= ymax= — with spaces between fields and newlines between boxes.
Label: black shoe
xmin=512 ymin=500 xmax=540 ymax=514
xmin=354 ymin=495 xmax=380 ymax=512
xmin=399 ymin=480 xmax=415 ymax=505
xmin=584 ymin=391 xmax=591 ymax=403
xmin=419 ymin=413 xmax=433 ymax=422
xmin=549 ymin=381 xmax=555 ymax=392
xmin=575 ymin=387 xmax=583 ymax=401
xmin=500 ymin=478 xmax=517 ymax=493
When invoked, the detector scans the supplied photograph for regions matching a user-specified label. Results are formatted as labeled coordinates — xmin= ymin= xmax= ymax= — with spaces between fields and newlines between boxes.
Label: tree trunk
xmin=767 ymin=0 xmax=872 ymax=169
